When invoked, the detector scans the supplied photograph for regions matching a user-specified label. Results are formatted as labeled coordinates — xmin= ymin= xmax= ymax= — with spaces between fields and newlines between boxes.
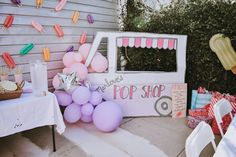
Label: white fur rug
xmin=64 ymin=123 xmax=168 ymax=157
xmin=0 ymin=124 xmax=168 ymax=157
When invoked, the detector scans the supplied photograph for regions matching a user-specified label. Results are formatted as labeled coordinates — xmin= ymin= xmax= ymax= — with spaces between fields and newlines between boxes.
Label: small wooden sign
xmin=171 ymin=84 xmax=187 ymax=118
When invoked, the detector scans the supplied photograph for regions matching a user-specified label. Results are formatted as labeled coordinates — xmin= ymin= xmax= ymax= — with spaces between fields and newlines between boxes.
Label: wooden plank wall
xmin=0 ymin=0 xmax=119 ymax=89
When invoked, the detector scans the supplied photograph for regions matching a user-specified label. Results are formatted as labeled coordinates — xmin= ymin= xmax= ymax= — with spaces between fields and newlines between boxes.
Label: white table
xmin=214 ymin=116 xmax=236 ymax=157
xmin=0 ymin=92 xmax=65 ymax=151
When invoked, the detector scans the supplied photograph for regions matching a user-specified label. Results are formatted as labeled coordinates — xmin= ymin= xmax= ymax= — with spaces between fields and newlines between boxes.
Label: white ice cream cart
xmin=85 ymin=32 xmax=187 ymax=117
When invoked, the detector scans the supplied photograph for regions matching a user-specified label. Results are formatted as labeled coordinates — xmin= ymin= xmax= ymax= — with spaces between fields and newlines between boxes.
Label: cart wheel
xmin=154 ymin=96 xmax=172 ymax=116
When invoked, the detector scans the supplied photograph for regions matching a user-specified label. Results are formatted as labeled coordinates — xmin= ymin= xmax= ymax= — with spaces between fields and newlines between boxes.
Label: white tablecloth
xmin=0 ymin=92 xmax=65 ymax=137
xmin=214 ymin=116 xmax=236 ymax=157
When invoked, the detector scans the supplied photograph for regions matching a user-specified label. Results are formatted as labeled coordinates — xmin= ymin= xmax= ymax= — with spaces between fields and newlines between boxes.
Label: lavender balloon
xmin=80 ymin=115 xmax=93 ymax=123
xmin=64 ymin=104 xmax=81 ymax=123
xmin=54 ymin=91 xmax=72 ymax=106
xmin=89 ymin=91 xmax=102 ymax=106
xmin=72 ymin=86 xmax=91 ymax=105
xmin=81 ymin=103 xmax=94 ymax=116
xmin=87 ymin=14 xmax=94 ymax=24
xmin=93 ymin=101 xmax=123 ymax=132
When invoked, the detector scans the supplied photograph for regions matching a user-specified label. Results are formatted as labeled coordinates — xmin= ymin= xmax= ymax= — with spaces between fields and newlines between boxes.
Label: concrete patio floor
xmin=0 ymin=117 xmax=221 ymax=157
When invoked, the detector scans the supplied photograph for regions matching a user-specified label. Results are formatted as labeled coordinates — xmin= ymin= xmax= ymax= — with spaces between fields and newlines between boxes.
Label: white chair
xmin=185 ymin=121 xmax=216 ymax=157
xmin=213 ymin=98 xmax=233 ymax=137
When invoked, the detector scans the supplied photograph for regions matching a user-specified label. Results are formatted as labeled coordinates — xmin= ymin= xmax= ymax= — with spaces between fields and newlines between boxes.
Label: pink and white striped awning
xmin=117 ymin=37 xmax=177 ymax=50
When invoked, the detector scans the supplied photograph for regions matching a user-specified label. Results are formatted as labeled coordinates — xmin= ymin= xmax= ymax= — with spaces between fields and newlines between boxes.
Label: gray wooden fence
xmin=0 ymin=0 xmax=119 ymax=89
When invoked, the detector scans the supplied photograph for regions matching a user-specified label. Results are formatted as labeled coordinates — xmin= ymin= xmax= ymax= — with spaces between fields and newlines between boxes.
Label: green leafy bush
xmin=120 ymin=0 xmax=236 ymax=107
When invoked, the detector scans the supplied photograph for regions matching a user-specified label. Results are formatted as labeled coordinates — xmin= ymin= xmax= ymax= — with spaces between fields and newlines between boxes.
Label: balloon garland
xmin=53 ymin=43 xmax=123 ymax=132
xmin=54 ymin=85 xmax=123 ymax=132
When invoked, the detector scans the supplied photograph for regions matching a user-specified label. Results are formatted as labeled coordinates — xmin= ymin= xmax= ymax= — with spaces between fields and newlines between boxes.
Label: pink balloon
xmin=52 ymin=75 xmax=60 ymax=89
xmin=63 ymin=68 xmax=70 ymax=74
xmin=81 ymin=103 xmax=94 ymax=116
xmin=72 ymin=86 xmax=91 ymax=105
xmin=64 ymin=104 xmax=81 ymax=123
xmin=63 ymin=52 xmax=75 ymax=67
xmin=95 ymin=52 xmax=102 ymax=56
xmin=93 ymin=101 xmax=123 ymax=132
xmin=78 ymin=43 xmax=92 ymax=61
xmin=87 ymin=65 xmax=95 ymax=73
xmin=70 ymin=63 xmax=80 ymax=72
xmin=70 ymin=63 xmax=88 ymax=80
xmin=89 ymin=91 xmax=102 ymax=106
xmin=80 ymin=115 xmax=93 ymax=123
xmin=74 ymin=53 xmax=83 ymax=63
xmin=54 ymin=91 xmax=73 ymax=107
xmin=91 ymin=55 xmax=108 ymax=72
xmin=77 ymin=64 xmax=88 ymax=80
